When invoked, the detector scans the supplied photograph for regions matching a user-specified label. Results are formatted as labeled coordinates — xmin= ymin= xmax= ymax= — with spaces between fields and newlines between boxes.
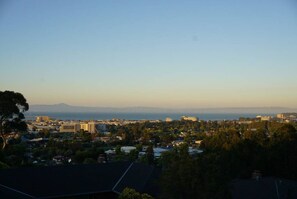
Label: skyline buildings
xmin=1 ymin=0 xmax=297 ymax=108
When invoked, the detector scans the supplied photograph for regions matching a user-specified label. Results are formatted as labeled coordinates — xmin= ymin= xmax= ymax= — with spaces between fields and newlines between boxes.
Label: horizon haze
xmin=28 ymin=103 xmax=297 ymax=114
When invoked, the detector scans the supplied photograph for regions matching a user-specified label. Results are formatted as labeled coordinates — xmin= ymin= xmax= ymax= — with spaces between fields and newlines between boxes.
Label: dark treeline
xmin=159 ymin=122 xmax=297 ymax=199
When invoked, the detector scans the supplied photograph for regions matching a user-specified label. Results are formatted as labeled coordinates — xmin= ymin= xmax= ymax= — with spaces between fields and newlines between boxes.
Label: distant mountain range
xmin=28 ymin=103 xmax=297 ymax=114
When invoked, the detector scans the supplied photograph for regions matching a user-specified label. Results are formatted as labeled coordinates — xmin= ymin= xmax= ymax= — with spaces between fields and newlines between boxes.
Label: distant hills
xmin=28 ymin=103 xmax=297 ymax=114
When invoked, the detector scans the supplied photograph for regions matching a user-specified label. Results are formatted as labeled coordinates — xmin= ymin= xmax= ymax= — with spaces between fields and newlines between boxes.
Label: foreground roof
xmin=0 ymin=162 xmax=160 ymax=199
xmin=231 ymin=177 xmax=297 ymax=199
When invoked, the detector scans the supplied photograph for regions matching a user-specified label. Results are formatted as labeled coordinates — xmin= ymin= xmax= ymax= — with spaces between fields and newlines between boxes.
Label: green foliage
xmin=135 ymin=144 xmax=143 ymax=152
xmin=202 ymin=129 xmax=241 ymax=151
xmin=83 ymin=158 xmax=96 ymax=164
xmin=271 ymin=123 xmax=297 ymax=143
xmin=128 ymin=149 xmax=139 ymax=161
xmin=160 ymin=144 xmax=231 ymax=199
xmin=160 ymin=123 xmax=297 ymax=199
xmin=73 ymin=148 xmax=100 ymax=164
xmin=161 ymin=146 xmax=193 ymax=198
xmin=0 ymin=91 xmax=29 ymax=149
xmin=3 ymin=144 xmax=27 ymax=167
xmin=111 ymin=120 xmax=202 ymax=146
xmin=243 ymin=129 xmax=268 ymax=146
xmin=0 ymin=161 xmax=9 ymax=169
xmin=118 ymin=188 xmax=154 ymax=199
xmin=39 ymin=129 xmax=51 ymax=138
xmin=115 ymin=145 xmax=122 ymax=155
xmin=146 ymin=145 xmax=154 ymax=165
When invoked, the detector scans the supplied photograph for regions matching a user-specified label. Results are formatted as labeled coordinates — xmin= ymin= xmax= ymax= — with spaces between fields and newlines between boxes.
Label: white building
xmin=121 ymin=146 xmax=137 ymax=154
xmin=181 ymin=116 xmax=198 ymax=122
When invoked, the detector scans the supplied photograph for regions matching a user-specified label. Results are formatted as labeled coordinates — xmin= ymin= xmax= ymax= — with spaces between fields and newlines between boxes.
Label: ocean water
xmin=25 ymin=112 xmax=259 ymax=121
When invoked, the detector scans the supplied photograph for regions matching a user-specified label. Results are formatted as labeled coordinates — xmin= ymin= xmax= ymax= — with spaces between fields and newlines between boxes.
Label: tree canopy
xmin=119 ymin=188 xmax=154 ymax=199
xmin=160 ymin=124 xmax=297 ymax=198
xmin=0 ymin=90 xmax=29 ymax=149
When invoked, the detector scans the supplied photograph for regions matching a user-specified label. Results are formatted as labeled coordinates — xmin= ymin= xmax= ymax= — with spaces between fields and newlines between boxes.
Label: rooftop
xmin=0 ymin=162 xmax=160 ymax=199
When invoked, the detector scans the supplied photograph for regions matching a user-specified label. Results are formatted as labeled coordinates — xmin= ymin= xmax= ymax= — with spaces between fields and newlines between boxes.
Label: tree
xmin=243 ymin=129 xmax=268 ymax=146
xmin=0 ymin=161 xmax=9 ymax=169
xmin=146 ymin=145 xmax=154 ymax=165
xmin=118 ymin=188 xmax=154 ymax=199
xmin=128 ymin=149 xmax=139 ymax=161
xmin=83 ymin=158 xmax=96 ymax=164
xmin=0 ymin=91 xmax=29 ymax=149
xmin=271 ymin=124 xmax=297 ymax=143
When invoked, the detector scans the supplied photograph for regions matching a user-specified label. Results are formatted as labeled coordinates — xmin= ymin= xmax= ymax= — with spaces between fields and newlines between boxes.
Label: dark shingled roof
xmin=0 ymin=162 xmax=160 ymax=199
xmin=231 ymin=177 xmax=297 ymax=199
xmin=113 ymin=162 xmax=155 ymax=193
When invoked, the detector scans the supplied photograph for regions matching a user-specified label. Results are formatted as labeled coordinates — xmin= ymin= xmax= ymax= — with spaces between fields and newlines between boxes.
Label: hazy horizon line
xmin=29 ymin=103 xmax=297 ymax=110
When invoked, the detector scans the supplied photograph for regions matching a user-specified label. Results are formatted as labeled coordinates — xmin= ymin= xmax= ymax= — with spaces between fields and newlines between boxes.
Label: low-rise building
xmin=80 ymin=122 xmax=107 ymax=133
xmin=260 ymin=116 xmax=273 ymax=121
xmin=181 ymin=116 xmax=198 ymax=122
xmin=276 ymin=113 xmax=297 ymax=120
xmin=165 ymin=117 xmax=173 ymax=122
xmin=60 ymin=123 xmax=81 ymax=133
xmin=121 ymin=146 xmax=137 ymax=154
xmin=36 ymin=116 xmax=51 ymax=122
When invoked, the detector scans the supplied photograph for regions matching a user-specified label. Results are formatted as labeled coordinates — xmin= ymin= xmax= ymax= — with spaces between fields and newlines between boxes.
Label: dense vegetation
xmin=1 ymin=91 xmax=297 ymax=198
xmin=1 ymin=119 xmax=296 ymax=198
xmin=159 ymin=122 xmax=297 ymax=199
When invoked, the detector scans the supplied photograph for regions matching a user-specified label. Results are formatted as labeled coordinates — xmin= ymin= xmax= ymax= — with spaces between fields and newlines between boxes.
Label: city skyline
xmin=1 ymin=0 xmax=297 ymax=108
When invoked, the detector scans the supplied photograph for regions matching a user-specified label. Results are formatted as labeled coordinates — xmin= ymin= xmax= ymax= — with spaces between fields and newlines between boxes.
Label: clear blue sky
xmin=1 ymin=0 xmax=297 ymax=108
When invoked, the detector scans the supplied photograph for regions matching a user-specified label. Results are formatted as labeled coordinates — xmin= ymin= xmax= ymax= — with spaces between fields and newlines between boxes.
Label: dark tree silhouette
xmin=146 ymin=145 xmax=154 ymax=165
xmin=0 ymin=91 xmax=29 ymax=149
